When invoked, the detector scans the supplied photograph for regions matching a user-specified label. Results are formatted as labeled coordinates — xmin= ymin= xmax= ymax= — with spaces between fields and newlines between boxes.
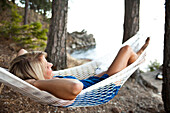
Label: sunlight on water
xmin=68 ymin=0 xmax=165 ymax=72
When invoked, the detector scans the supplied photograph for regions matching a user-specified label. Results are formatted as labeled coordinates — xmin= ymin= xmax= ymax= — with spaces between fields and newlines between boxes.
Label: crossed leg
xmin=96 ymin=37 xmax=150 ymax=77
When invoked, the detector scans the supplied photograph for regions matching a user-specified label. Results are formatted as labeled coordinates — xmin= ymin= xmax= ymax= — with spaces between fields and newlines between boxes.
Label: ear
xmin=17 ymin=49 xmax=28 ymax=56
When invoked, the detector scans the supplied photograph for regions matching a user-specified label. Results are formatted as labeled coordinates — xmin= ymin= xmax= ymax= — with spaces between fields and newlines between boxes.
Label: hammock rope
xmin=0 ymin=33 xmax=149 ymax=107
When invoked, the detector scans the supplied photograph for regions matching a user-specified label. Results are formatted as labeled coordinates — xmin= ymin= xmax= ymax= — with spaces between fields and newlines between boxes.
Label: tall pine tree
xmin=45 ymin=0 xmax=68 ymax=70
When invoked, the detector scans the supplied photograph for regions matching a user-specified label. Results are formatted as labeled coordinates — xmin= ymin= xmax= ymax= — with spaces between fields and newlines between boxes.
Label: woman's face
xmin=41 ymin=55 xmax=54 ymax=79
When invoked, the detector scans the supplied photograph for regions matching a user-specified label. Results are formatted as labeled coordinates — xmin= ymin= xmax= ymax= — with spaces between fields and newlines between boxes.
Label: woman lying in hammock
xmin=9 ymin=38 xmax=150 ymax=100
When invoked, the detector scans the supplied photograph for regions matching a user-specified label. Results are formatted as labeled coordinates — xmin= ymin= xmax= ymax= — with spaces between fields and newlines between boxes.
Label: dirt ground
xmin=0 ymin=38 xmax=166 ymax=113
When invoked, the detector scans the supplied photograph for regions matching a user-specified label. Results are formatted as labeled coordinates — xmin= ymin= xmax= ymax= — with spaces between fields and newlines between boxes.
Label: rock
xmin=67 ymin=30 xmax=96 ymax=53
xmin=67 ymin=53 xmax=91 ymax=68
xmin=111 ymin=107 xmax=120 ymax=113
xmin=140 ymin=70 xmax=163 ymax=93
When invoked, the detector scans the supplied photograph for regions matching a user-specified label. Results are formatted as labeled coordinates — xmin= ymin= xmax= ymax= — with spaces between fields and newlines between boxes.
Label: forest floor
xmin=0 ymin=38 xmax=166 ymax=113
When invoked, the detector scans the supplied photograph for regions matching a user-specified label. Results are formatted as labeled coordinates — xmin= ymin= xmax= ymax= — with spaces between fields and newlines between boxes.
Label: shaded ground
xmin=0 ymin=38 xmax=165 ymax=113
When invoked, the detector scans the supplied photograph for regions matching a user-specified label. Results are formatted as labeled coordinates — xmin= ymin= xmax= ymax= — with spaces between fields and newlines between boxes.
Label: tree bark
xmin=123 ymin=0 xmax=140 ymax=79
xmin=24 ymin=0 xmax=29 ymax=25
xmin=162 ymin=0 xmax=170 ymax=112
xmin=45 ymin=0 xmax=68 ymax=70
xmin=123 ymin=0 xmax=140 ymax=42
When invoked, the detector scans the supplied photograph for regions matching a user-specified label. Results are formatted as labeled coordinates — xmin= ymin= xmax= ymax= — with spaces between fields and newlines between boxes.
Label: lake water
xmin=68 ymin=0 xmax=165 ymax=72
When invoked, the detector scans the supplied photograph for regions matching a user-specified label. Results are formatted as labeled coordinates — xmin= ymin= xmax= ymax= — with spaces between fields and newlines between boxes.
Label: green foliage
xmin=0 ymin=4 xmax=48 ymax=49
xmin=147 ymin=60 xmax=161 ymax=72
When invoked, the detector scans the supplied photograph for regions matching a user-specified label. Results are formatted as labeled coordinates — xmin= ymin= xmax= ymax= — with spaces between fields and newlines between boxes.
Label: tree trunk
xmin=43 ymin=9 xmax=46 ymax=17
xmin=24 ymin=0 xmax=29 ymax=25
xmin=45 ymin=0 xmax=68 ymax=70
xmin=123 ymin=0 xmax=140 ymax=79
xmin=123 ymin=0 xmax=140 ymax=42
xmin=162 ymin=0 xmax=170 ymax=112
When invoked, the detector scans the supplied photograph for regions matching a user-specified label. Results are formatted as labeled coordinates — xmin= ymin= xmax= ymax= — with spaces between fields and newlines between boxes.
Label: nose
xmin=48 ymin=62 xmax=53 ymax=67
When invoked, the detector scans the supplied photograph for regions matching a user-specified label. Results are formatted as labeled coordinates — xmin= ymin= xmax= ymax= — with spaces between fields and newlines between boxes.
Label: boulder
xmin=67 ymin=30 xmax=96 ymax=53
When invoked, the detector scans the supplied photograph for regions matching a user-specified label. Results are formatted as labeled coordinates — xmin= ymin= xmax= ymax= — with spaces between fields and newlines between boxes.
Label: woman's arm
xmin=30 ymin=78 xmax=83 ymax=100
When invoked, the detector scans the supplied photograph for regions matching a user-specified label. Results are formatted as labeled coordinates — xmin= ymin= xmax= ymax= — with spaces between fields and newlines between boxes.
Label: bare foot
xmin=137 ymin=37 xmax=150 ymax=56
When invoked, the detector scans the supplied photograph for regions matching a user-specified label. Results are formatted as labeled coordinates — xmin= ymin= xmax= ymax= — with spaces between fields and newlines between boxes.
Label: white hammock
xmin=0 ymin=33 xmax=149 ymax=107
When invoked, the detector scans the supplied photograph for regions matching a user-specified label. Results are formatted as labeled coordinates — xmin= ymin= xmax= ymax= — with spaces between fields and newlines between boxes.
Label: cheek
xmin=47 ymin=69 xmax=52 ymax=75
xmin=45 ymin=69 xmax=53 ymax=79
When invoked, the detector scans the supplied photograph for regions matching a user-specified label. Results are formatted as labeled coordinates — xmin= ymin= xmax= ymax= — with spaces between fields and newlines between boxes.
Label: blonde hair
xmin=9 ymin=51 xmax=47 ymax=80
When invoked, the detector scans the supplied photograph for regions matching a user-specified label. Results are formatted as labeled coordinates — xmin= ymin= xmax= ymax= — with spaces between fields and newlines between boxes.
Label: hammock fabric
xmin=0 ymin=34 xmax=148 ymax=107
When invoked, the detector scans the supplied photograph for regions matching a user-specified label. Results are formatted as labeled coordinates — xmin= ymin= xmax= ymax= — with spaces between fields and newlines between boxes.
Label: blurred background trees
xmin=20 ymin=0 xmax=52 ymax=17
xmin=0 ymin=1 xmax=48 ymax=49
